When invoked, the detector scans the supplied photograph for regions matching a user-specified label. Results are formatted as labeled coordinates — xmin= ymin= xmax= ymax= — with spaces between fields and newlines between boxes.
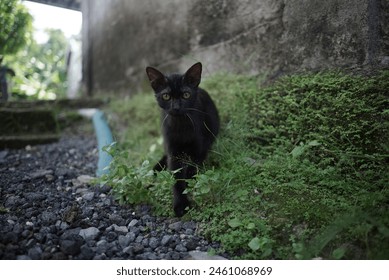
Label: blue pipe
xmin=92 ymin=110 xmax=114 ymax=176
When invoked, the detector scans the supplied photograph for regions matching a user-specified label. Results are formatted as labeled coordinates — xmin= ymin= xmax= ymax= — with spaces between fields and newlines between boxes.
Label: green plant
xmin=101 ymin=70 xmax=389 ymax=259
xmin=7 ymin=29 xmax=68 ymax=99
xmin=100 ymin=141 xmax=176 ymax=216
xmin=0 ymin=0 xmax=32 ymax=56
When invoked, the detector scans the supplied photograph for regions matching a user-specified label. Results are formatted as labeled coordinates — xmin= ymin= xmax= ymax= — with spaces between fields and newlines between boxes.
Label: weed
xmin=101 ymin=70 xmax=389 ymax=259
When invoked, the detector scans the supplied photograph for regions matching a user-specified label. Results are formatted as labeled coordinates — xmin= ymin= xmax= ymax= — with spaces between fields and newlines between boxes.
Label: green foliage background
xmin=102 ymin=71 xmax=388 ymax=259
xmin=1 ymin=0 xmax=68 ymax=99
xmin=0 ymin=0 xmax=32 ymax=56
xmin=7 ymin=28 xmax=68 ymax=99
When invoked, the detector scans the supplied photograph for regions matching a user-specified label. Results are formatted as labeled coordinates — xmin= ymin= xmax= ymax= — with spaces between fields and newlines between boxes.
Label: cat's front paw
xmin=173 ymin=196 xmax=190 ymax=217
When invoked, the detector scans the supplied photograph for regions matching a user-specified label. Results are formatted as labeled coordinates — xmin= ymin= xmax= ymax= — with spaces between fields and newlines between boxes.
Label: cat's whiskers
xmin=185 ymin=113 xmax=196 ymax=132
xmin=187 ymin=108 xmax=209 ymax=115
xmin=161 ymin=113 xmax=169 ymax=129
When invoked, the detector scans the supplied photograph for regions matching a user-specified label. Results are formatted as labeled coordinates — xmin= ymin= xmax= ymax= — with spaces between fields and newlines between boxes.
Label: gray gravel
xmin=0 ymin=133 xmax=224 ymax=260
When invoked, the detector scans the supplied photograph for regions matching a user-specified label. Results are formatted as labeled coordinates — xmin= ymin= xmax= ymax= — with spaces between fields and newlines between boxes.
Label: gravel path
xmin=0 ymin=130 xmax=224 ymax=260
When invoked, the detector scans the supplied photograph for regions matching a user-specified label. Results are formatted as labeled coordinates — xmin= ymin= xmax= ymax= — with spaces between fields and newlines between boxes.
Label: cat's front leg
xmin=173 ymin=180 xmax=190 ymax=217
xmin=168 ymin=155 xmax=190 ymax=217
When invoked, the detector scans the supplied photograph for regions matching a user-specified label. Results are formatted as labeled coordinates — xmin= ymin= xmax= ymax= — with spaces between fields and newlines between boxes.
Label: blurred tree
xmin=8 ymin=29 xmax=68 ymax=99
xmin=0 ymin=0 xmax=32 ymax=56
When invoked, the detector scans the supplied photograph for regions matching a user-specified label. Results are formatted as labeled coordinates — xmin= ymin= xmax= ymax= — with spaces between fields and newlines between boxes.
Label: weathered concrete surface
xmin=82 ymin=0 xmax=190 ymax=95
xmin=81 ymin=0 xmax=389 ymax=95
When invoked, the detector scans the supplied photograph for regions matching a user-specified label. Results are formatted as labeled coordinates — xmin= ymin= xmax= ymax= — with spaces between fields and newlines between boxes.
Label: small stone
xmin=24 ymin=193 xmax=47 ymax=202
xmin=82 ymin=192 xmax=95 ymax=201
xmin=3 ymin=232 xmax=18 ymax=243
xmin=80 ymin=244 xmax=95 ymax=259
xmin=129 ymin=226 xmax=140 ymax=236
xmin=170 ymin=251 xmax=181 ymax=260
xmin=77 ymin=175 xmax=95 ymax=184
xmin=25 ymin=239 xmax=36 ymax=248
xmin=138 ymin=226 xmax=148 ymax=232
xmin=33 ymin=232 xmax=45 ymax=243
xmin=26 ymin=221 xmax=34 ymax=227
xmin=45 ymin=174 xmax=55 ymax=182
xmin=123 ymin=246 xmax=134 ymax=256
xmin=141 ymin=238 xmax=149 ymax=247
xmin=41 ymin=211 xmax=57 ymax=225
xmin=60 ymin=236 xmax=84 ymax=255
xmin=61 ymin=228 xmax=81 ymax=240
xmin=113 ymin=224 xmax=128 ymax=234
xmin=128 ymin=219 xmax=139 ymax=227
xmin=168 ymin=221 xmax=182 ymax=232
xmin=135 ymin=235 xmax=143 ymax=243
xmin=185 ymin=239 xmax=198 ymax=251
xmin=21 ymin=229 xmax=32 ymax=238
xmin=106 ymin=231 xmax=118 ymax=242
xmin=4 ymin=196 xmax=19 ymax=207
xmin=161 ymin=235 xmax=172 ymax=246
xmin=97 ymin=184 xmax=111 ymax=194
xmin=96 ymin=239 xmax=108 ymax=247
xmin=175 ymin=244 xmax=187 ymax=252
xmin=149 ymin=237 xmax=159 ymax=249
xmin=56 ymin=168 xmax=76 ymax=178
xmin=29 ymin=169 xmax=53 ymax=180
xmin=145 ymin=252 xmax=157 ymax=260
xmin=109 ymin=213 xmax=125 ymax=225
xmin=28 ymin=246 xmax=43 ymax=260
xmin=118 ymin=235 xmax=131 ymax=249
xmin=82 ymin=207 xmax=94 ymax=217
xmin=133 ymin=244 xmax=144 ymax=254
xmin=79 ymin=227 xmax=100 ymax=240
xmin=75 ymin=187 xmax=88 ymax=194
xmin=96 ymin=240 xmax=109 ymax=254
xmin=56 ymin=220 xmax=70 ymax=231
xmin=182 ymin=221 xmax=196 ymax=230
xmin=126 ymin=232 xmax=136 ymax=242
xmin=141 ymin=215 xmax=153 ymax=223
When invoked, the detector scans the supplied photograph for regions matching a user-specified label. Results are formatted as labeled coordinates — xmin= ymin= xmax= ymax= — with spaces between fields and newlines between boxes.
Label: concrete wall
xmin=81 ymin=0 xmax=389 ymax=96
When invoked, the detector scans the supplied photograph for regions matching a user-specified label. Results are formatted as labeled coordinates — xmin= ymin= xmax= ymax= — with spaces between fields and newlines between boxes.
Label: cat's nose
xmin=172 ymin=102 xmax=180 ymax=110
xmin=170 ymin=102 xmax=181 ymax=115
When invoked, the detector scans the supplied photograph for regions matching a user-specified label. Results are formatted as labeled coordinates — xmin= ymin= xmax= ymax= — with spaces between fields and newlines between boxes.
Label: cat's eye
xmin=162 ymin=93 xmax=171 ymax=101
xmin=182 ymin=92 xmax=191 ymax=99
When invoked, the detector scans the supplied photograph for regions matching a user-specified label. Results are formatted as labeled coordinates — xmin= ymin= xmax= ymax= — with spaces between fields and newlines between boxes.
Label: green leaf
xmin=332 ymin=247 xmax=346 ymax=260
xmin=248 ymin=237 xmax=260 ymax=251
xmin=200 ymin=185 xmax=211 ymax=194
xmin=235 ymin=189 xmax=249 ymax=201
xmin=246 ymin=222 xmax=255 ymax=230
xmin=291 ymin=145 xmax=305 ymax=158
xmin=228 ymin=218 xmax=242 ymax=228
xmin=308 ymin=140 xmax=321 ymax=146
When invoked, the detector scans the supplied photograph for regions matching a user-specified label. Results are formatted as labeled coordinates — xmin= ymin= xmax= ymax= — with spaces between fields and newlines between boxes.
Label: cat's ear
xmin=183 ymin=62 xmax=202 ymax=88
xmin=146 ymin=66 xmax=167 ymax=91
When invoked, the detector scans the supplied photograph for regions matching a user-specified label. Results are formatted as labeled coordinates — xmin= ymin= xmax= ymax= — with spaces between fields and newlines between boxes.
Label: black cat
xmin=146 ymin=62 xmax=219 ymax=217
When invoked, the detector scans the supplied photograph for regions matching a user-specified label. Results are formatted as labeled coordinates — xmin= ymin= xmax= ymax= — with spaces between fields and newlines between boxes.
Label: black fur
xmin=146 ymin=62 xmax=219 ymax=216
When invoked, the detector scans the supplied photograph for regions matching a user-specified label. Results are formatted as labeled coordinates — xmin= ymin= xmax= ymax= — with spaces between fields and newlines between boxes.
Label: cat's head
xmin=146 ymin=62 xmax=202 ymax=116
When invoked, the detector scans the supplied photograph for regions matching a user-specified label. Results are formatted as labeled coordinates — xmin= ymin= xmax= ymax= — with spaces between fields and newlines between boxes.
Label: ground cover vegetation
xmin=101 ymin=70 xmax=389 ymax=259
